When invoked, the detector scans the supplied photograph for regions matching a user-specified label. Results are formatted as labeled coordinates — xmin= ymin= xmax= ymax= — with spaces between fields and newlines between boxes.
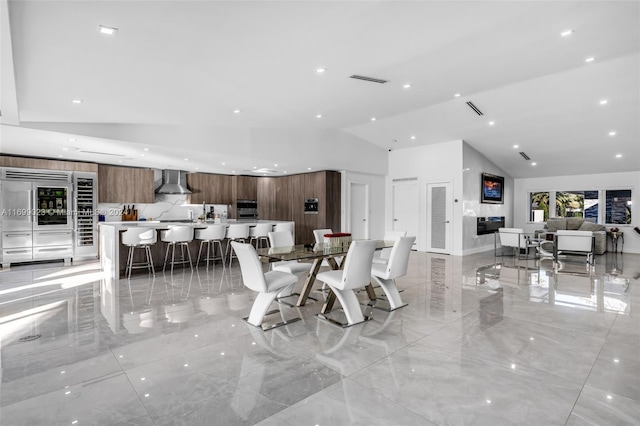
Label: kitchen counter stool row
xmin=121 ymin=222 xmax=295 ymax=278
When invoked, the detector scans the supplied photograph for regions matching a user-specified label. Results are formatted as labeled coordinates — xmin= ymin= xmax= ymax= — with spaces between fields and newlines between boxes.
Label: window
xmin=605 ymin=189 xmax=632 ymax=224
xmin=529 ymin=192 xmax=549 ymax=222
xmin=555 ymin=190 xmax=599 ymax=222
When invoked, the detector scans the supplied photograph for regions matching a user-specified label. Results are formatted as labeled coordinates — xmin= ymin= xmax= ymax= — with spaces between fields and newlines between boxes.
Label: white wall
xmin=387 ymin=140 xmax=464 ymax=254
xmin=515 ymin=171 xmax=640 ymax=254
xmin=462 ymin=142 xmax=514 ymax=255
xmin=340 ymin=170 xmax=386 ymax=239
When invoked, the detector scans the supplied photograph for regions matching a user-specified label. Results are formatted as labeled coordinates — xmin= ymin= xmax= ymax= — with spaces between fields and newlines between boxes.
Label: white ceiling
xmin=1 ymin=1 xmax=638 ymax=178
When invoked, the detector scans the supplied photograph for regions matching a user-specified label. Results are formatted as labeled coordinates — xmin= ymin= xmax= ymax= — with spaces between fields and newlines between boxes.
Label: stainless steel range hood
xmin=155 ymin=170 xmax=192 ymax=194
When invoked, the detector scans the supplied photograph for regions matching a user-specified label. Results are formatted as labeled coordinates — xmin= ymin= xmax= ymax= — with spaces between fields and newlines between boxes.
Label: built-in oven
xmin=304 ymin=198 xmax=318 ymax=214
xmin=236 ymin=199 xmax=258 ymax=220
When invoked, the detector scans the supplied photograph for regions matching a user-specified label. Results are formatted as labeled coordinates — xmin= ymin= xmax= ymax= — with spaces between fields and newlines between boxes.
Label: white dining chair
xmin=231 ymin=242 xmax=301 ymax=330
xmin=372 ymin=230 xmax=407 ymax=265
xmin=370 ymin=236 xmax=415 ymax=311
xmin=268 ymin=231 xmax=312 ymax=301
xmin=315 ymin=239 xmax=378 ymax=327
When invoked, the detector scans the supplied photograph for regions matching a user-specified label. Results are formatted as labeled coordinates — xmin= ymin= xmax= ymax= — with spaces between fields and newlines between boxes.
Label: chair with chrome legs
xmin=268 ymin=231 xmax=312 ymax=304
xmin=372 ymin=230 xmax=406 ymax=265
xmin=231 ymin=242 xmax=301 ymax=330
xmin=195 ymin=224 xmax=226 ymax=269
xmin=370 ymin=236 xmax=415 ymax=311
xmin=121 ymin=227 xmax=157 ymax=279
xmin=225 ymin=224 xmax=250 ymax=266
xmin=160 ymin=225 xmax=194 ymax=274
xmin=315 ymin=240 xmax=378 ymax=327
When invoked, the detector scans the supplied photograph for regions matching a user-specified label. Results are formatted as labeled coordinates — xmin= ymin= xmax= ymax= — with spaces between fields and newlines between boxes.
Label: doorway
xmin=349 ymin=181 xmax=369 ymax=239
xmin=427 ymin=182 xmax=452 ymax=254
xmin=392 ymin=181 xmax=419 ymax=247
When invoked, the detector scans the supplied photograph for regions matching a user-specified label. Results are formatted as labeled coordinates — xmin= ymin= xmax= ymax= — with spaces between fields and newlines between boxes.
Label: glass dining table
xmin=256 ymin=240 xmax=394 ymax=314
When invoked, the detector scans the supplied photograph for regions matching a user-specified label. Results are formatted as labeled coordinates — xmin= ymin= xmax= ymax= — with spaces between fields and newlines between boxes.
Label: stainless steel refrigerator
xmin=1 ymin=169 xmax=74 ymax=267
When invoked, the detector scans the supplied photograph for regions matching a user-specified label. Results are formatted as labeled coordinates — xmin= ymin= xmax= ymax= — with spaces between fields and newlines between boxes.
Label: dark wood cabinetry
xmin=98 ymin=165 xmax=154 ymax=203
xmin=233 ymin=175 xmax=258 ymax=201
xmin=187 ymin=173 xmax=232 ymax=205
xmin=257 ymin=177 xmax=277 ymax=220
xmin=185 ymin=170 xmax=340 ymax=242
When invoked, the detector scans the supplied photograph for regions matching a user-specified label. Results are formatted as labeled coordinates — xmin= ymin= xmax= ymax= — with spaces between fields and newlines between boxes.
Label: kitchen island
xmin=99 ymin=220 xmax=295 ymax=280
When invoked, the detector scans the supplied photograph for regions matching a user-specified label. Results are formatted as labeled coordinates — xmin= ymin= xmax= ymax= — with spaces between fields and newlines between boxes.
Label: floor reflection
xmin=0 ymin=248 xmax=638 ymax=425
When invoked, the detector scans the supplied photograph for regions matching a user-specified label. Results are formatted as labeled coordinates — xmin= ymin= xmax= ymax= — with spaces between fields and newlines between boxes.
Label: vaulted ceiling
xmin=1 ymin=1 xmax=638 ymax=178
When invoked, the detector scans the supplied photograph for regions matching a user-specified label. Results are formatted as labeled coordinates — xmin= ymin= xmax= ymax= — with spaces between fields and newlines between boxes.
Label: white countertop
xmin=98 ymin=219 xmax=291 ymax=230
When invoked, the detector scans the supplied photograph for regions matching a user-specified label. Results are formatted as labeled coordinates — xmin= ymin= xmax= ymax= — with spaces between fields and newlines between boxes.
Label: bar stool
xmin=161 ymin=225 xmax=194 ymax=274
xmin=195 ymin=224 xmax=226 ymax=269
xmin=224 ymin=224 xmax=250 ymax=266
xmin=121 ymin=227 xmax=157 ymax=279
xmin=249 ymin=223 xmax=272 ymax=249
xmin=273 ymin=222 xmax=294 ymax=237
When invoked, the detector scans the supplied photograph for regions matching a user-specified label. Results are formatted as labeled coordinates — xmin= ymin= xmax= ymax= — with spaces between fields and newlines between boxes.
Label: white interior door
xmin=427 ymin=182 xmax=452 ymax=254
xmin=392 ymin=181 xmax=419 ymax=247
xmin=349 ymin=182 xmax=368 ymax=239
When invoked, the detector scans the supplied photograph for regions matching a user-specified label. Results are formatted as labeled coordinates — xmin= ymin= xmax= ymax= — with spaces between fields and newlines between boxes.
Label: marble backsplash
xmin=98 ymin=194 xmax=228 ymax=222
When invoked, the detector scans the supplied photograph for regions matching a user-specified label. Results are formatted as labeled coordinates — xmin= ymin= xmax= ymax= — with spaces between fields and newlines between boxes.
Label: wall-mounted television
xmin=481 ymin=173 xmax=504 ymax=204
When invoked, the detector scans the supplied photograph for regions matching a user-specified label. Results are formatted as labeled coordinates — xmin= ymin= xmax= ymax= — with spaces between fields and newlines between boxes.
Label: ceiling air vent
xmin=466 ymin=101 xmax=483 ymax=116
xmin=349 ymin=75 xmax=388 ymax=84
xmin=79 ymin=150 xmax=126 ymax=157
xmin=519 ymin=152 xmax=531 ymax=160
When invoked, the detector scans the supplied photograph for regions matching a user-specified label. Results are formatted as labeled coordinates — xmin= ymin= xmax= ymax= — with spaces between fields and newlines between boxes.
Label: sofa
xmin=536 ymin=217 xmax=607 ymax=255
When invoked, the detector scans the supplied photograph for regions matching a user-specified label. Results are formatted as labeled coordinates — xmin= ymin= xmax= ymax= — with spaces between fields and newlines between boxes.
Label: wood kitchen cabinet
xmin=98 ymin=165 xmax=154 ymax=203
xmin=257 ymin=177 xmax=277 ymax=220
xmin=187 ymin=173 xmax=232 ymax=205
xmin=233 ymin=175 xmax=258 ymax=201
xmin=289 ymin=170 xmax=342 ymax=244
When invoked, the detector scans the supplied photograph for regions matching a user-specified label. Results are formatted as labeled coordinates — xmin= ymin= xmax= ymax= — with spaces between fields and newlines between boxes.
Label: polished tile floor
xmin=1 ymin=250 xmax=639 ymax=425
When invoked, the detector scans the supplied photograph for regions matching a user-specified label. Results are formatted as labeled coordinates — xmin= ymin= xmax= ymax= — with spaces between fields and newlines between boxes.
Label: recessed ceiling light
xmin=253 ymin=166 xmax=257 ymax=169
xmin=273 ymin=163 xmax=278 ymax=167
xmin=71 ymin=99 xmax=83 ymax=104
xmin=69 ymin=138 xmax=76 ymax=142
xmin=402 ymin=83 xmax=412 ymax=89
xmin=184 ymin=158 xmax=189 ymax=161
xmin=195 ymin=167 xmax=199 ymax=170
xmin=615 ymin=154 xmax=622 ymax=158
xmin=371 ymin=117 xmax=376 ymax=121
xmin=58 ymin=154 xmax=64 ymax=158
xmin=489 ymin=121 xmax=495 ymax=126
xmin=599 ymin=99 xmax=608 ymax=105
xmin=531 ymin=162 xmax=537 ymax=166
xmin=316 ymin=114 xmax=322 ymax=118
xmin=221 ymin=162 xmax=226 ymax=166
xmin=98 ymin=25 xmax=118 ymax=35
xmin=143 ymin=148 xmax=149 ymax=151
xmin=283 ymin=171 xmax=288 ymax=174
xmin=513 ymin=144 xmax=519 ymax=149
xmin=232 ymin=170 xmax=236 ymax=173
xmin=609 ymin=131 xmax=616 ymax=136
xmin=233 ymin=109 xmax=241 ymax=114
xmin=585 ymin=57 xmax=595 ymax=63
xmin=307 ymin=167 xmax=312 ymax=170
xmin=560 ymin=29 xmax=574 ymax=37
xmin=118 ymin=160 xmax=123 ymax=163
xmin=140 ymin=154 xmax=145 ymax=157
xmin=454 ymin=93 xmax=461 ymax=98
xmin=316 ymin=68 xmax=327 ymax=73
xmin=410 ymin=136 xmax=416 ymax=140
